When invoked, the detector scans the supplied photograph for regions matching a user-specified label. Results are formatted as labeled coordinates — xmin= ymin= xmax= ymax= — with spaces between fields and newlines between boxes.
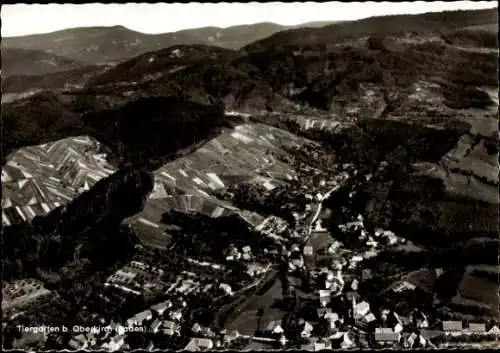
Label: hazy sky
xmin=2 ymin=1 xmax=498 ymax=37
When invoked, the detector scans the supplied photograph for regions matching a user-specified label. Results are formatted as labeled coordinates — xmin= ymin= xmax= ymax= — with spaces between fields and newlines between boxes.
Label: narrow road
xmin=304 ymin=181 xmax=350 ymax=244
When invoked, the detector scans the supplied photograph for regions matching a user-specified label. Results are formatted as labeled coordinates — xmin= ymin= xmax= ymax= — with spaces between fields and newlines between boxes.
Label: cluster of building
xmin=104 ymin=261 xmax=164 ymax=296
xmin=225 ymin=245 xmax=254 ymax=262
xmin=105 ymin=261 xmax=239 ymax=301
xmin=68 ymin=297 xmax=187 ymax=350
xmin=441 ymin=321 xmax=500 ymax=337
xmin=2 ymin=278 xmax=52 ymax=312
xmin=68 ymin=258 xmax=265 ymax=351
xmin=255 ymin=216 xmax=289 ymax=237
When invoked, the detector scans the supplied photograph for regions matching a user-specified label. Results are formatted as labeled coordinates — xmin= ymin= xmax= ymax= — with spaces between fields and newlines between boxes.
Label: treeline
xmin=2 ymin=167 xmax=154 ymax=281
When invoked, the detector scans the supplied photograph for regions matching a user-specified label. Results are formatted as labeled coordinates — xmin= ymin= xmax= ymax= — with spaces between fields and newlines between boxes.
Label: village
xmin=2 ymin=127 xmax=498 ymax=351
xmin=3 ymin=147 xmax=499 ymax=351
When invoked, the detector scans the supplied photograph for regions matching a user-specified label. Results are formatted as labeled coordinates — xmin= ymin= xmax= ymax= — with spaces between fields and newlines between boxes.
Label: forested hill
xmin=243 ymin=8 xmax=498 ymax=53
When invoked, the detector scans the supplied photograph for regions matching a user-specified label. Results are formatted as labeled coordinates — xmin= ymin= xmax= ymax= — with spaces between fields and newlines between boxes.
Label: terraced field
xmin=2 ymin=136 xmax=116 ymax=226
xmin=125 ymin=122 xmax=315 ymax=248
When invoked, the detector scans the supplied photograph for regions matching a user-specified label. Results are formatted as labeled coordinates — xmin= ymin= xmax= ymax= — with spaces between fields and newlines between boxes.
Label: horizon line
xmin=4 ymin=6 xmax=497 ymax=38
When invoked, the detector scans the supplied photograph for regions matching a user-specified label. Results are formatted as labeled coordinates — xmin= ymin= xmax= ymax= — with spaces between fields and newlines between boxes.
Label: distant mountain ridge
xmin=2 ymin=21 xmax=338 ymax=65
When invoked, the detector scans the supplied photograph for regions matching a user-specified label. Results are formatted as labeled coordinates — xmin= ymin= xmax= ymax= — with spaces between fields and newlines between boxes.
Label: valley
xmin=1 ymin=4 xmax=498 ymax=352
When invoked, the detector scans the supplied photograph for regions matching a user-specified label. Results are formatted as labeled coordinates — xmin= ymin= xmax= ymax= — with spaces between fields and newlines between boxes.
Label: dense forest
xmin=2 ymin=91 xmax=83 ymax=156
xmin=81 ymin=96 xmax=227 ymax=169
xmin=162 ymin=210 xmax=277 ymax=265
xmin=2 ymin=167 xmax=154 ymax=282
xmin=217 ymin=183 xmax=307 ymax=225
xmin=244 ymin=8 xmax=498 ymax=52
xmin=85 ymin=44 xmax=239 ymax=87
xmin=237 ymin=35 xmax=498 ymax=113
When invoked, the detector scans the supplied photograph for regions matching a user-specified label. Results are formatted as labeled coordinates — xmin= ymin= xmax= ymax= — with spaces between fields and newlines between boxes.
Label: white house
xmin=150 ymin=319 xmax=162 ymax=333
xmin=184 ymin=338 xmax=213 ymax=351
xmin=163 ymin=321 xmax=180 ymax=336
xmin=169 ymin=310 xmax=183 ymax=322
xmin=325 ymin=312 xmax=340 ymax=324
xmin=301 ymin=321 xmax=314 ymax=338
xmin=442 ymin=320 xmax=463 ymax=335
xmin=468 ymin=323 xmax=486 ymax=334
xmin=69 ymin=334 xmax=88 ymax=350
xmin=363 ymin=313 xmax=377 ymax=324
xmin=375 ymin=328 xmax=401 ymax=343
xmin=219 ymin=283 xmax=233 ymax=296
xmin=353 ymin=301 xmax=370 ymax=319
xmin=192 ymin=323 xmax=202 ymax=334
xmin=351 ymin=255 xmax=364 ymax=263
xmin=406 ymin=333 xmax=426 ymax=348
xmin=101 ymin=335 xmax=124 ymax=351
xmin=392 ymin=281 xmax=416 ymax=292
xmin=127 ymin=310 xmax=152 ymax=327
xmin=223 ymin=330 xmax=240 ymax=343
xmin=341 ymin=332 xmax=355 ymax=348
xmin=266 ymin=320 xmax=284 ymax=335
xmin=487 ymin=325 xmax=500 ymax=335
xmin=363 ymin=250 xmax=378 ymax=259
xmin=302 ymin=342 xmax=329 ymax=351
